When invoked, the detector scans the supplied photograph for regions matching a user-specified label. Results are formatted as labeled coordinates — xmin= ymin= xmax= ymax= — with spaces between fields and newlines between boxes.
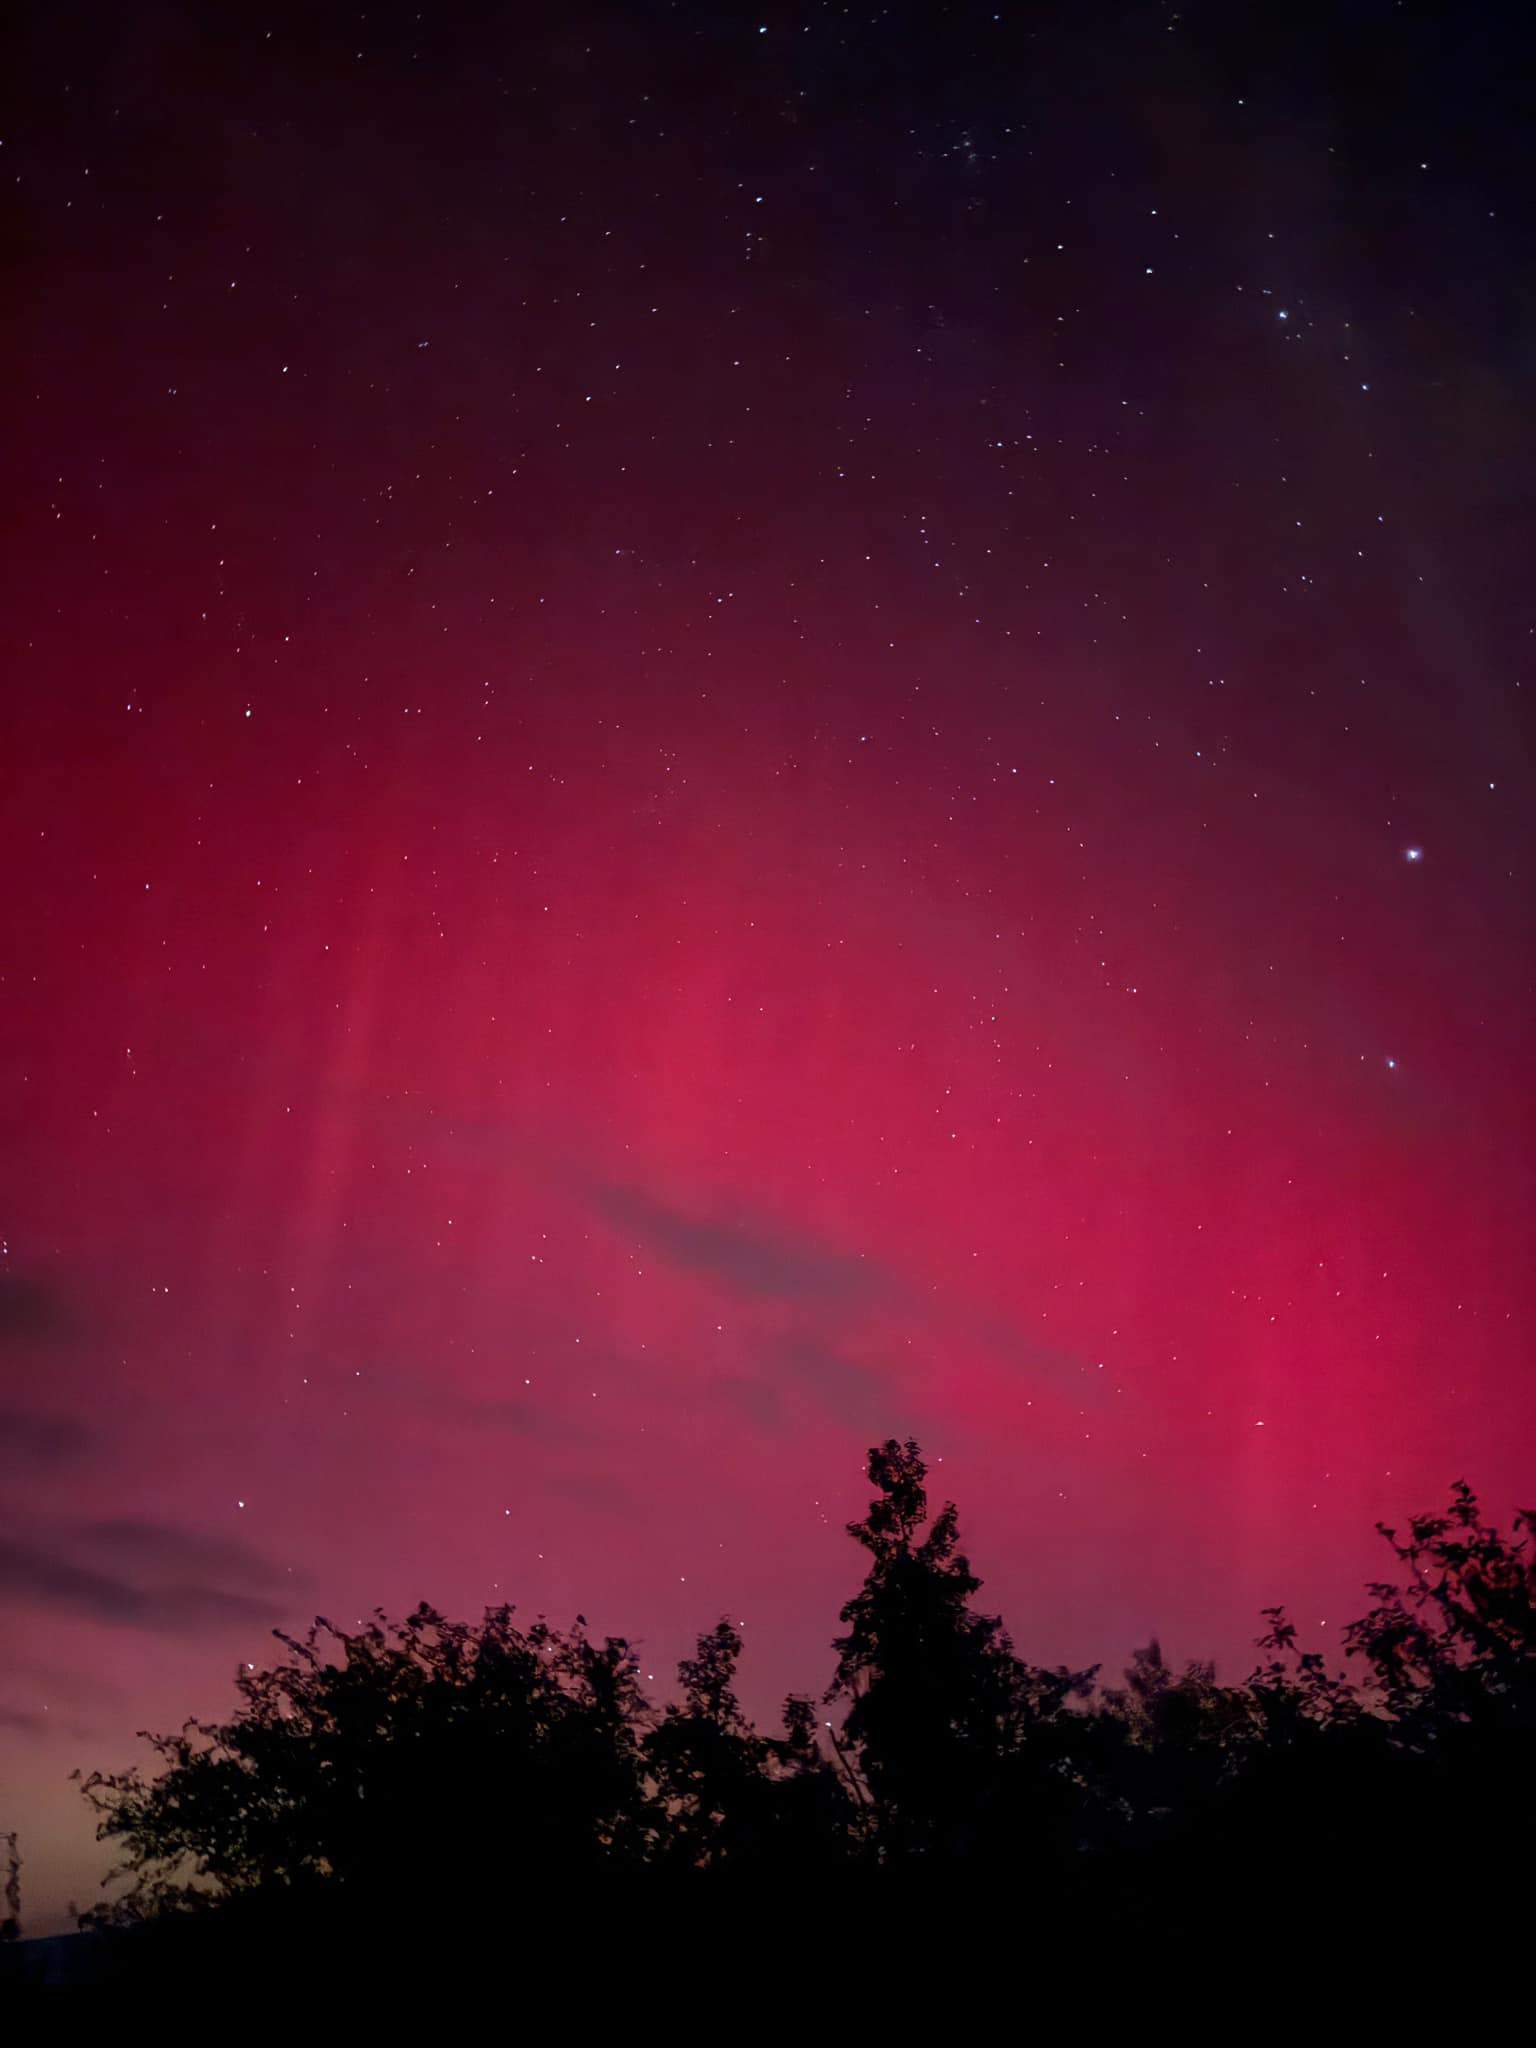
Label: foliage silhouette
xmin=76 ymin=1604 xmax=657 ymax=1929
xmin=828 ymin=1436 xmax=1099 ymax=1868
xmin=1 ymin=1831 xmax=18 ymax=1944
xmin=9 ymin=1442 xmax=1528 ymax=1979
xmin=645 ymin=1617 xmax=855 ymax=1875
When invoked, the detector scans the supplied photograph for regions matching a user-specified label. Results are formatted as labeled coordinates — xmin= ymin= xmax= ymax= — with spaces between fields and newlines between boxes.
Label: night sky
xmin=3 ymin=2 xmax=1532 ymax=1928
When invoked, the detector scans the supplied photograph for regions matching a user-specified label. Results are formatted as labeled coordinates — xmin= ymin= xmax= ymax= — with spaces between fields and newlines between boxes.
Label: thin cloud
xmin=0 ymin=1271 xmax=74 ymax=1345
xmin=726 ymin=1334 xmax=901 ymax=1435
xmin=586 ymin=1176 xmax=1120 ymax=1418
xmin=588 ymin=1182 xmax=885 ymax=1309
xmin=0 ymin=1406 xmax=93 ymax=1468
xmin=80 ymin=1520 xmax=297 ymax=1593
xmin=0 ymin=1703 xmax=52 ymax=1735
xmin=338 ymin=1362 xmax=603 ymax=1446
xmin=0 ymin=1531 xmax=294 ymax=1637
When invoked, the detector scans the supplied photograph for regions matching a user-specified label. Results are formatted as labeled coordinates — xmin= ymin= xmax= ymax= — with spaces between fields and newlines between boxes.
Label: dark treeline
xmin=9 ymin=1440 xmax=1534 ymax=1980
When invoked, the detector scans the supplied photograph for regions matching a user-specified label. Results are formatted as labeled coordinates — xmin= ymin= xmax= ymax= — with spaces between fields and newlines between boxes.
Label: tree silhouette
xmin=78 ymin=1603 xmax=656 ymax=1931
xmin=1096 ymin=1639 xmax=1257 ymax=1843
xmin=645 ymin=1618 xmax=855 ymax=1874
xmin=1346 ymin=1481 xmax=1536 ymax=1740
xmin=828 ymin=1437 xmax=1097 ymax=1866
xmin=1 ymin=1831 xmax=19 ymax=1943
xmin=35 ymin=1450 xmax=1531 ymax=1981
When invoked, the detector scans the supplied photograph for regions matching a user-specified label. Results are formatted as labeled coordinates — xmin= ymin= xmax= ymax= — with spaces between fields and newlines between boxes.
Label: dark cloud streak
xmin=0 ymin=1528 xmax=296 ymax=1637
xmin=0 ymin=1406 xmax=93 ymax=1469
xmin=588 ymin=1182 xmax=886 ymax=1309
xmin=0 ymin=1272 xmax=74 ymax=1345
